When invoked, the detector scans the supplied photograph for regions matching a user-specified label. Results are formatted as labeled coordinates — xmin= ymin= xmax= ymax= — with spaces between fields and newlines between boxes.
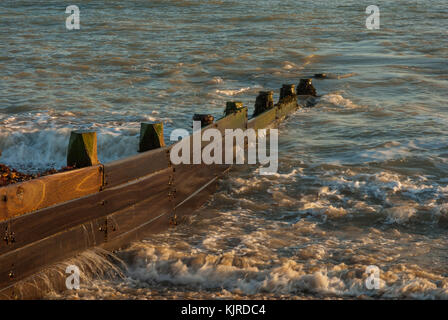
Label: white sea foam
xmin=318 ymin=94 xmax=363 ymax=110
xmin=0 ymin=111 xmax=172 ymax=172
xmin=215 ymin=87 xmax=252 ymax=96
xmin=49 ymin=234 xmax=448 ymax=300
xmin=207 ymin=76 xmax=224 ymax=84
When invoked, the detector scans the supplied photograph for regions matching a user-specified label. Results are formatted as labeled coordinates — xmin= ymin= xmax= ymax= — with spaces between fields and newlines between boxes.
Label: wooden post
xmin=279 ymin=84 xmax=296 ymax=102
xmin=224 ymin=101 xmax=244 ymax=116
xmin=297 ymin=78 xmax=317 ymax=96
xmin=193 ymin=114 xmax=214 ymax=128
xmin=314 ymin=73 xmax=327 ymax=79
xmin=67 ymin=131 xmax=99 ymax=168
xmin=253 ymin=91 xmax=274 ymax=117
xmin=139 ymin=122 xmax=165 ymax=152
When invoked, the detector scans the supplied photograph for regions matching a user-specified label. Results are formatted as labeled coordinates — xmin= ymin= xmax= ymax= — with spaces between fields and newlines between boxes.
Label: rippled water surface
xmin=1 ymin=0 xmax=448 ymax=299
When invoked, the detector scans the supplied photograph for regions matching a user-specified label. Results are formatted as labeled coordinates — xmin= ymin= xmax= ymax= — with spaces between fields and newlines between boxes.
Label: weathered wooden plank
xmin=103 ymin=147 xmax=170 ymax=189
xmin=0 ymin=165 xmax=103 ymax=222
xmin=276 ymin=98 xmax=299 ymax=121
xmin=0 ymin=217 xmax=106 ymax=293
xmin=0 ymin=191 xmax=105 ymax=256
xmin=0 ymin=169 xmax=173 ymax=298
xmin=167 ymin=108 xmax=247 ymax=167
xmin=214 ymin=107 xmax=248 ymax=135
xmin=172 ymin=163 xmax=229 ymax=207
xmin=103 ymin=168 xmax=224 ymax=252
xmin=103 ymin=190 xmax=172 ymax=250
xmin=0 ymin=177 xmax=218 ymax=299
xmin=105 ymin=172 xmax=172 ymax=243
xmin=0 ymin=268 xmax=68 ymax=300
xmin=102 ymin=167 xmax=172 ymax=216
xmin=103 ymin=213 xmax=172 ymax=254
xmin=174 ymin=176 xmax=220 ymax=221
xmin=248 ymin=107 xmax=277 ymax=130
xmin=0 ymin=168 xmax=173 ymax=256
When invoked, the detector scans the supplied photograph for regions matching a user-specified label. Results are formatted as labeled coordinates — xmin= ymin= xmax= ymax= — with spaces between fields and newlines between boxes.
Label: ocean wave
xmin=215 ymin=87 xmax=252 ymax=96
xmin=0 ymin=111 xmax=172 ymax=172
xmin=318 ymin=94 xmax=364 ymax=110
xmin=47 ymin=232 xmax=448 ymax=300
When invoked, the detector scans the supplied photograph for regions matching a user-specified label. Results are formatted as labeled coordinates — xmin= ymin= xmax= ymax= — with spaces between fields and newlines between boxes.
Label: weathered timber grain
xmin=103 ymin=189 xmax=171 ymax=249
xmin=214 ymin=107 xmax=248 ymax=135
xmin=248 ymin=107 xmax=277 ymax=130
xmin=276 ymin=97 xmax=299 ymax=120
xmin=0 ymin=217 xmax=106 ymax=293
xmin=0 ymin=168 xmax=173 ymax=256
xmin=0 ymin=165 xmax=103 ymax=222
xmin=172 ymin=163 xmax=229 ymax=207
xmin=103 ymin=147 xmax=170 ymax=189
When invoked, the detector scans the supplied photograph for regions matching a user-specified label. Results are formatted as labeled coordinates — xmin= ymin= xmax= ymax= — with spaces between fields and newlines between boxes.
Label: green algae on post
xmin=139 ymin=122 xmax=166 ymax=153
xmin=253 ymin=91 xmax=274 ymax=117
xmin=67 ymin=131 xmax=99 ymax=168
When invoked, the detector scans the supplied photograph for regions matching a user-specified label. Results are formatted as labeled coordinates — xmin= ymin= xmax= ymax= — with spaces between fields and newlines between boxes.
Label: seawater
xmin=1 ymin=0 xmax=448 ymax=299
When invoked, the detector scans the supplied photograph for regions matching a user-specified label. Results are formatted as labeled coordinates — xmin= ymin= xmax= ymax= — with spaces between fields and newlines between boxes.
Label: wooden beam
xmin=104 ymin=187 xmax=171 ymax=248
xmin=0 ymin=165 xmax=103 ymax=222
xmin=276 ymin=98 xmax=299 ymax=121
xmin=214 ymin=107 xmax=248 ymax=135
xmin=248 ymin=107 xmax=277 ymax=130
xmin=0 ymin=217 xmax=106 ymax=293
xmin=103 ymin=147 xmax=170 ymax=189
xmin=0 ymin=168 xmax=173 ymax=256
xmin=172 ymin=163 xmax=229 ymax=207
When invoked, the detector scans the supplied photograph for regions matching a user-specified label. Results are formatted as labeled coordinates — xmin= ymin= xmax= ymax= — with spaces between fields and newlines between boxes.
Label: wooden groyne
xmin=0 ymin=79 xmax=317 ymax=299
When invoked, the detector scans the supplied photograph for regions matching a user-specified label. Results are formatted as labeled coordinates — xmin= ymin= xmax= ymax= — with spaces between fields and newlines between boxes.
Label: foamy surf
xmin=49 ymin=216 xmax=448 ymax=300
xmin=45 ymin=158 xmax=448 ymax=300
xmin=317 ymin=94 xmax=364 ymax=110
xmin=0 ymin=111 xmax=173 ymax=172
xmin=215 ymin=87 xmax=253 ymax=96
